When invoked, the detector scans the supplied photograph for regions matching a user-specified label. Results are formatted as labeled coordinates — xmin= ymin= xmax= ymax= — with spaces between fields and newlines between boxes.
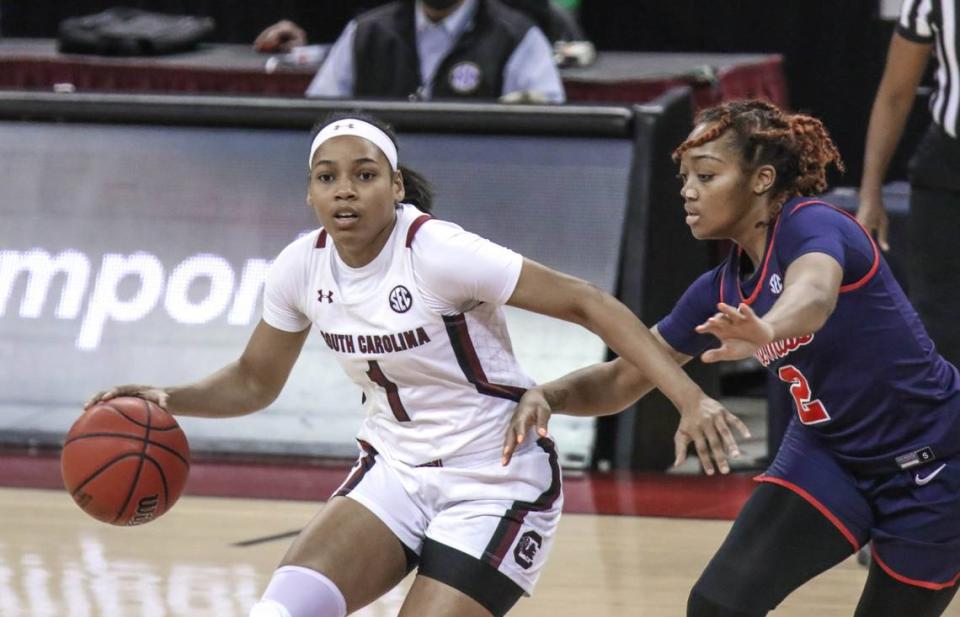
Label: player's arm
xmin=696 ymin=253 xmax=842 ymax=363
xmin=758 ymin=252 xmax=842 ymax=340
xmin=508 ymin=260 xmax=705 ymax=413
xmin=253 ymin=19 xmax=307 ymax=53
xmin=858 ymin=32 xmax=932 ymax=250
xmin=503 ymin=327 xmax=705 ymax=463
xmin=534 ymin=327 xmax=692 ymax=417
xmin=87 ymin=320 xmax=310 ymax=418
xmin=506 ymin=258 xmax=747 ymax=473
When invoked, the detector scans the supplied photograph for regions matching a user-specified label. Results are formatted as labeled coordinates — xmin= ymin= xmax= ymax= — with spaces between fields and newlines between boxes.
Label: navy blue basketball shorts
xmin=759 ymin=425 xmax=960 ymax=590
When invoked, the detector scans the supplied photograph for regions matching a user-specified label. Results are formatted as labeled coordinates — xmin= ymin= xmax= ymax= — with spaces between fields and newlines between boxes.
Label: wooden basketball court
xmin=3 ymin=485 xmax=913 ymax=617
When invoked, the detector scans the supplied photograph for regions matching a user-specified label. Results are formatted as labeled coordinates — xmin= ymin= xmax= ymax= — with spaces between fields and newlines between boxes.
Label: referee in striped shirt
xmin=858 ymin=0 xmax=960 ymax=367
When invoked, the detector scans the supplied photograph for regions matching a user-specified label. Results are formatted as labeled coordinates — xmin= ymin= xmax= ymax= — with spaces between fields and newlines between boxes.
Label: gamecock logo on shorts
xmin=513 ymin=530 xmax=543 ymax=569
xmin=389 ymin=285 xmax=413 ymax=313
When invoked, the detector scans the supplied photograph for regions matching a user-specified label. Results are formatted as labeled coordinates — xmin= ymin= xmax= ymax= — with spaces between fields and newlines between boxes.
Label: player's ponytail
xmin=311 ymin=111 xmax=435 ymax=213
xmin=785 ymin=113 xmax=845 ymax=197
xmin=398 ymin=165 xmax=434 ymax=213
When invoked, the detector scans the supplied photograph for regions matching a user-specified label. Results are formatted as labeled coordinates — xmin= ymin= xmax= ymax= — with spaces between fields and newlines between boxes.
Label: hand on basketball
xmin=674 ymin=394 xmax=750 ymax=475
xmin=85 ymin=385 xmax=169 ymax=411
xmin=696 ymin=302 xmax=775 ymax=363
xmin=65 ymin=396 xmax=189 ymax=525
xmin=502 ymin=387 xmax=551 ymax=466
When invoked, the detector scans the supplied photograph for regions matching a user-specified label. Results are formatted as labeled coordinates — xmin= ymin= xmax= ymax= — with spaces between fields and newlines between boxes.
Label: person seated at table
xmin=254 ymin=0 xmax=565 ymax=103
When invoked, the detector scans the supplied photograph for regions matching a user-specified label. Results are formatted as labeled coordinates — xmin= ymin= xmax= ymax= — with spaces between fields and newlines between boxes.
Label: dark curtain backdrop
xmin=0 ymin=0 xmax=370 ymax=44
xmin=0 ymin=0 xmax=552 ymax=46
xmin=579 ymin=0 xmax=901 ymax=185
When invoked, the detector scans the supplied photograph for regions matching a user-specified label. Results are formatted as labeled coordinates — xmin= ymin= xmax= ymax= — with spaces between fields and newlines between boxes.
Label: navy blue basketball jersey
xmin=659 ymin=197 xmax=960 ymax=469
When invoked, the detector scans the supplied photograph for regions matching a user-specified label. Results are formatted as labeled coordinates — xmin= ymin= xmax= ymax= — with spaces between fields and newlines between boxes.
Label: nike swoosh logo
xmin=915 ymin=463 xmax=947 ymax=486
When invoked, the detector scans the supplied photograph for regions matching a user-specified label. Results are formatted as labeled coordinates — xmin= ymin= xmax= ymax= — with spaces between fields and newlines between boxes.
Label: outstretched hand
xmin=502 ymin=388 xmax=552 ymax=466
xmin=85 ymin=385 xmax=169 ymax=411
xmin=696 ymin=302 xmax=775 ymax=363
xmin=674 ymin=394 xmax=751 ymax=475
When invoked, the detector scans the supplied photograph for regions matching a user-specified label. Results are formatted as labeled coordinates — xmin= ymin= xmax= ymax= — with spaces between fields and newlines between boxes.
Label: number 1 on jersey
xmin=366 ymin=360 xmax=411 ymax=422
xmin=777 ymin=364 xmax=830 ymax=425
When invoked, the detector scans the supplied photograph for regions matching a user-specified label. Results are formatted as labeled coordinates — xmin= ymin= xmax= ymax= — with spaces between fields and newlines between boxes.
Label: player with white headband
xmin=309 ymin=118 xmax=399 ymax=171
xmin=87 ymin=112 xmax=747 ymax=617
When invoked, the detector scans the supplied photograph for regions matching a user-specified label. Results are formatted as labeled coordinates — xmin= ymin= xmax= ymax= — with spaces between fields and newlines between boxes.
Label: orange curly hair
xmin=673 ymin=100 xmax=845 ymax=214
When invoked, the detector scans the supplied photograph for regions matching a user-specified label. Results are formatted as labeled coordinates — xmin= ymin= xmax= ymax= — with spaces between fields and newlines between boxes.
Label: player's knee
xmin=688 ymin=539 xmax=785 ymax=616
xmin=252 ymin=565 xmax=347 ymax=617
xmin=249 ymin=599 xmax=293 ymax=617
xmin=687 ymin=589 xmax=764 ymax=617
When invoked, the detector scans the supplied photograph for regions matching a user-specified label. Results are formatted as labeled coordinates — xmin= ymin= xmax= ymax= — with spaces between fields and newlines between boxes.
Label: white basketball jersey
xmin=263 ymin=204 xmax=535 ymax=465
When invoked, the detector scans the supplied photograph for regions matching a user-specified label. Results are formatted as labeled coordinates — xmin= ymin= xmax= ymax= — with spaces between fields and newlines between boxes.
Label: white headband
xmin=308 ymin=119 xmax=399 ymax=171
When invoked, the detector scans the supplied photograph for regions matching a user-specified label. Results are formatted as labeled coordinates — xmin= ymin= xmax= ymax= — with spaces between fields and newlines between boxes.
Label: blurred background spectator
xmin=0 ymin=0 xmax=910 ymax=180
xmin=275 ymin=0 xmax=566 ymax=102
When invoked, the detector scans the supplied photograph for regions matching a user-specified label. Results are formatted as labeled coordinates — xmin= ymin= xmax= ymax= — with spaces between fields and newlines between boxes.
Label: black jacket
xmin=353 ymin=0 xmax=535 ymax=99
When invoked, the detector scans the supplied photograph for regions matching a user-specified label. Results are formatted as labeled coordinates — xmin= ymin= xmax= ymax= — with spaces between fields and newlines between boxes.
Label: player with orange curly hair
xmin=503 ymin=99 xmax=960 ymax=616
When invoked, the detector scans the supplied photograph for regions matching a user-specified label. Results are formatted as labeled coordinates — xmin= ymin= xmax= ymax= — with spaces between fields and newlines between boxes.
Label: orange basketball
xmin=61 ymin=396 xmax=190 ymax=526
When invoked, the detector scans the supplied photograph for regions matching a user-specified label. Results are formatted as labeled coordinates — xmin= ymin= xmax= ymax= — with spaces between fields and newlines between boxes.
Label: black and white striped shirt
xmin=898 ymin=0 xmax=959 ymax=137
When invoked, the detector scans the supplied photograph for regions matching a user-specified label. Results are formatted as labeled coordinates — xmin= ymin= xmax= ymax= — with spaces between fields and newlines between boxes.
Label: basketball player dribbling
xmin=86 ymin=112 xmax=747 ymax=617
xmin=503 ymin=100 xmax=960 ymax=617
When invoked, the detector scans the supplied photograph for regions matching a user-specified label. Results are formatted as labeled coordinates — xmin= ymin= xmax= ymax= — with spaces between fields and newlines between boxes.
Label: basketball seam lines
xmin=63 ymin=433 xmax=190 ymax=468
xmin=144 ymin=454 xmax=170 ymax=511
xmin=102 ymin=400 xmax=179 ymax=430
xmin=143 ymin=400 xmax=172 ymax=521
xmin=112 ymin=398 xmax=152 ymax=523
xmin=69 ymin=452 xmax=175 ymax=520
xmin=71 ymin=452 xmax=144 ymax=494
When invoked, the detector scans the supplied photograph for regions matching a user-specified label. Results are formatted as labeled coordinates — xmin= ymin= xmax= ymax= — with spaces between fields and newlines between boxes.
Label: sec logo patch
xmin=448 ymin=61 xmax=482 ymax=94
xmin=389 ymin=285 xmax=413 ymax=313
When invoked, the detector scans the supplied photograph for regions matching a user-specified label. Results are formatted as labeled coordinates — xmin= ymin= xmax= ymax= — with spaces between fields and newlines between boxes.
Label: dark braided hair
xmin=311 ymin=111 xmax=435 ymax=213
xmin=672 ymin=100 xmax=844 ymax=216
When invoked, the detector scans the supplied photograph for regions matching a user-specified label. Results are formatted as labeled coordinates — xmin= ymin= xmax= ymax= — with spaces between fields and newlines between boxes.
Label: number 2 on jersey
xmin=777 ymin=365 xmax=830 ymax=425
xmin=366 ymin=360 xmax=411 ymax=422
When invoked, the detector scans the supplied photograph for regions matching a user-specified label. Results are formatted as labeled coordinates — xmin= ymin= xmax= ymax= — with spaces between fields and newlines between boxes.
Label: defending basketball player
xmin=85 ymin=112 xmax=746 ymax=617
xmin=504 ymin=100 xmax=960 ymax=616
